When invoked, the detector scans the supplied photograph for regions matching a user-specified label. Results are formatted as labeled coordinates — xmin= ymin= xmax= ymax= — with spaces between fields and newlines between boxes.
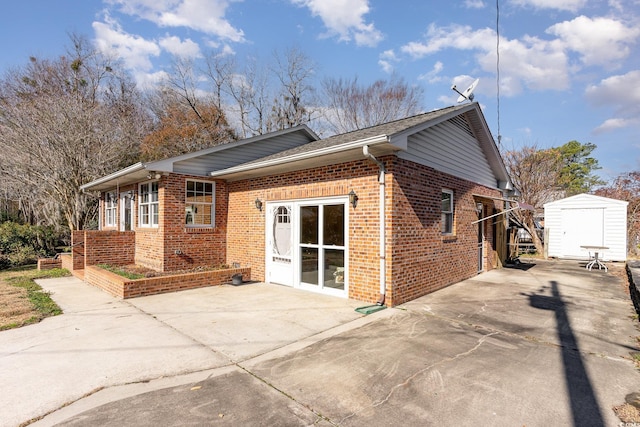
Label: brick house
xmin=77 ymin=102 xmax=513 ymax=306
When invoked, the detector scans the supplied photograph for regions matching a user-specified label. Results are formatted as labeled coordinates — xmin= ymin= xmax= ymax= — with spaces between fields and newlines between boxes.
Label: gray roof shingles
xmin=240 ymin=104 xmax=469 ymax=165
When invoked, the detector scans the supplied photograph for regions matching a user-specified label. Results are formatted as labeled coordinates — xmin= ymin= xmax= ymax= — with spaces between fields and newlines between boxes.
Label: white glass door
xmin=298 ymin=201 xmax=347 ymax=296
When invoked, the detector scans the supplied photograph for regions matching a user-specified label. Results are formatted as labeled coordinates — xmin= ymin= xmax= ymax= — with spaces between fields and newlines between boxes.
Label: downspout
xmin=363 ymin=145 xmax=386 ymax=306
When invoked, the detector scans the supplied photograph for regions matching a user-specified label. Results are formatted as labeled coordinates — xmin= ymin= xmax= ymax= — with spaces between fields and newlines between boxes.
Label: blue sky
xmin=1 ymin=0 xmax=639 ymax=183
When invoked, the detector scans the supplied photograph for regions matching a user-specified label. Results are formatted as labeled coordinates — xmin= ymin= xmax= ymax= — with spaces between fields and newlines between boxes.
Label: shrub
xmin=0 ymin=222 xmax=64 ymax=269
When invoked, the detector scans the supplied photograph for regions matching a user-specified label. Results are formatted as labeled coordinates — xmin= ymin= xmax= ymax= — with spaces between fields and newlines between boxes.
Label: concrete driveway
xmin=2 ymin=259 xmax=638 ymax=426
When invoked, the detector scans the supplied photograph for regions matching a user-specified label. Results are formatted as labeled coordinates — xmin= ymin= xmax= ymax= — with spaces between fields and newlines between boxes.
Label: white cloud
xmin=378 ymin=49 xmax=397 ymax=73
xmin=586 ymin=70 xmax=640 ymax=132
xmin=136 ymin=70 xmax=169 ymax=91
xmin=547 ymin=16 xmax=639 ymax=68
xmin=291 ymin=0 xmax=383 ymax=47
xmin=401 ymin=24 xmax=570 ymax=95
xmin=159 ymin=35 xmax=202 ymax=58
xmin=464 ymin=0 xmax=486 ymax=8
xmin=92 ymin=18 xmax=161 ymax=72
xmin=510 ymin=0 xmax=587 ymax=12
xmin=418 ymin=61 xmax=444 ymax=83
xmin=593 ymin=117 xmax=639 ymax=134
xmin=105 ymin=0 xmax=245 ymax=42
xmin=586 ymin=70 xmax=640 ymax=107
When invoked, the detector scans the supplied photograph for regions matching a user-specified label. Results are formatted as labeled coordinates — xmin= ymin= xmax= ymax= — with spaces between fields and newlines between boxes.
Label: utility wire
xmin=496 ymin=0 xmax=502 ymax=148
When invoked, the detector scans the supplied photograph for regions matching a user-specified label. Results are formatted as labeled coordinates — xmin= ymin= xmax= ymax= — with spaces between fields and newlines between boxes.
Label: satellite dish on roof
xmin=451 ymin=78 xmax=479 ymax=103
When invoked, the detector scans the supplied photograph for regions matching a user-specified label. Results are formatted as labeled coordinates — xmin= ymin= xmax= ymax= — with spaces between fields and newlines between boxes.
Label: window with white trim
xmin=441 ymin=189 xmax=454 ymax=234
xmin=105 ymin=191 xmax=117 ymax=227
xmin=185 ymin=180 xmax=215 ymax=227
xmin=139 ymin=181 xmax=159 ymax=227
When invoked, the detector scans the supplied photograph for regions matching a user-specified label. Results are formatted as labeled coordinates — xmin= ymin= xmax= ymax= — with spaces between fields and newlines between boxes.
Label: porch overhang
xmin=80 ymin=163 xmax=170 ymax=193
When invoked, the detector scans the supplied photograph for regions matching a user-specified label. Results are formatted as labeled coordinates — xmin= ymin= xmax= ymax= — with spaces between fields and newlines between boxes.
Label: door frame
xmin=265 ymin=203 xmax=294 ymax=286
xmin=265 ymin=196 xmax=349 ymax=298
xmin=476 ymin=202 xmax=485 ymax=273
xmin=119 ymin=192 xmax=134 ymax=232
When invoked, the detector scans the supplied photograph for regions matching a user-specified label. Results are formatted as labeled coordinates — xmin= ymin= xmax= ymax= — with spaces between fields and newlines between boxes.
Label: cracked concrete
xmin=3 ymin=259 xmax=639 ymax=426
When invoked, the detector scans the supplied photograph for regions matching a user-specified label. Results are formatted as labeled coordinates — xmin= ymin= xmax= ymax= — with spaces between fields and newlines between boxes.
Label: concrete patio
xmin=1 ymin=259 xmax=638 ymax=426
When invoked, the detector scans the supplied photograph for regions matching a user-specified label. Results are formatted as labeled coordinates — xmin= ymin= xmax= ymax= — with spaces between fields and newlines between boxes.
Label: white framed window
xmin=105 ymin=191 xmax=117 ymax=227
xmin=185 ymin=180 xmax=215 ymax=227
xmin=441 ymin=189 xmax=454 ymax=234
xmin=139 ymin=181 xmax=159 ymax=227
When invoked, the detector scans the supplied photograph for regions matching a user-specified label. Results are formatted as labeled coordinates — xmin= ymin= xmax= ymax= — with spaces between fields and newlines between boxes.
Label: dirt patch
xmin=114 ymin=264 xmax=230 ymax=278
xmin=0 ymin=283 xmax=33 ymax=327
xmin=613 ymin=403 xmax=640 ymax=423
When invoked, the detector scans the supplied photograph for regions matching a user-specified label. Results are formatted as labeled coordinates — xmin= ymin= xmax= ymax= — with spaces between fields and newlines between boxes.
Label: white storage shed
xmin=544 ymin=193 xmax=628 ymax=261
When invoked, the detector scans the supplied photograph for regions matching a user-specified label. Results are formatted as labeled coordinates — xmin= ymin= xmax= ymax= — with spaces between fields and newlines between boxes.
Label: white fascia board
xmin=210 ymin=134 xmax=390 ymax=177
xmin=80 ymin=163 xmax=146 ymax=192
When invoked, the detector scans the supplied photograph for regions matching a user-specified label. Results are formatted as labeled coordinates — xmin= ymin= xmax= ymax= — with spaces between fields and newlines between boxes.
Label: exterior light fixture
xmin=348 ymin=190 xmax=358 ymax=208
xmin=255 ymin=198 xmax=263 ymax=211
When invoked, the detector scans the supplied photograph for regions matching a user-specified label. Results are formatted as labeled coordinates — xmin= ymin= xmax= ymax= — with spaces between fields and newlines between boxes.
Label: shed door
xmin=560 ymin=208 xmax=604 ymax=258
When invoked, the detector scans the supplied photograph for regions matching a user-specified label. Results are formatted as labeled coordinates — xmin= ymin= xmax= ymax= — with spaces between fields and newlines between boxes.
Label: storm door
xmin=298 ymin=201 xmax=347 ymax=296
xmin=120 ymin=192 xmax=134 ymax=231
xmin=267 ymin=204 xmax=293 ymax=286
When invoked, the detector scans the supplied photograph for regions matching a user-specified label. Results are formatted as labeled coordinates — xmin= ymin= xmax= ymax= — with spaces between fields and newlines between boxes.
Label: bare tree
xmin=504 ymin=145 xmax=563 ymax=255
xmin=0 ymin=34 xmax=150 ymax=231
xmin=595 ymin=171 xmax=640 ymax=256
xmin=202 ymin=47 xmax=318 ymax=138
xmin=141 ymin=60 xmax=236 ymax=161
xmin=267 ymin=46 xmax=318 ymax=131
xmin=322 ymin=74 xmax=424 ymax=134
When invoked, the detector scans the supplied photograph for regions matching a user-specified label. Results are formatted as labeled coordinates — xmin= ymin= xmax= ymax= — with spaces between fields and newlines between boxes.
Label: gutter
xmin=80 ymin=162 xmax=146 ymax=192
xmin=363 ymin=145 xmax=387 ymax=306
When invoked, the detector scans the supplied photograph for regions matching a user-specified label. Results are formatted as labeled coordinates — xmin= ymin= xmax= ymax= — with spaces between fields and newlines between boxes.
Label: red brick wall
xmin=71 ymin=231 xmax=85 ymax=271
xmin=227 ymin=160 xmax=386 ymax=304
xmin=60 ymin=253 xmax=73 ymax=271
xmin=37 ymin=258 xmax=61 ymax=270
xmin=94 ymin=174 xmax=226 ymax=272
xmin=84 ymin=230 xmax=136 ymax=267
xmin=160 ymin=174 xmax=227 ymax=271
xmin=227 ymin=156 xmax=503 ymax=307
xmin=84 ymin=265 xmax=250 ymax=299
xmin=387 ymin=157 xmax=502 ymax=305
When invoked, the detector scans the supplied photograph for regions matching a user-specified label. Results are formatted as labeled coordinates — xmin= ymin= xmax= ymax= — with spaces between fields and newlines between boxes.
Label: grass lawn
xmin=0 ymin=266 xmax=69 ymax=331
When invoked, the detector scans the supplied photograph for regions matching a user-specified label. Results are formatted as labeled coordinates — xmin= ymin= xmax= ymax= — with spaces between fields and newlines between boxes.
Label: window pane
xmin=442 ymin=192 xmax=452 ymax=212
xmin=185 ymin=205 xmax=195 ymax=224
xmin=300 ymin=206 xmax=318 ymax=244
xmin=442 ymin=213 xmax=452 ymax=234
xmin=140 ymin=205 xmax=149 ymax=225
xmin=301 ymin=247 xmax=318 ymax=285
xmin=323 ymin=204 xmax=344 ymax=246
xmin=152 ymin=204 xmax=159 ymax=225
xmin=184 ymin=180 xmax=215 ymax=226
xmin=324 ymin=249 xmax=344 ymax=290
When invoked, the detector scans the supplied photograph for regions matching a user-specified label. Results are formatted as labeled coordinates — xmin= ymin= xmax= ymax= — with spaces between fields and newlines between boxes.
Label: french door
xmin=299 ymin=202 xmax=346 ymax=296
xmin=266 ymin=198 xmax=348 ymax=297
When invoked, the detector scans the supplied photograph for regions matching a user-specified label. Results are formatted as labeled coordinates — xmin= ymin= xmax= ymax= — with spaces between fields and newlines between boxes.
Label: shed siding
xmin=544 ymin=194 xmax=627 ymax=261
xmin=173 ymin=132 xmax=315 ymax=176
xmin=398 ymin=119 xmax=496 ymax=189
